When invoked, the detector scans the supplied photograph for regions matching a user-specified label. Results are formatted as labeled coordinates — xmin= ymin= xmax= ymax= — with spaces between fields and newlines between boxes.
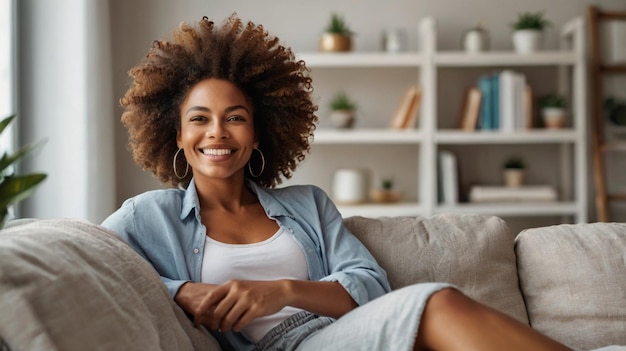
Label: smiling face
xmin=177 ymin=78 xmax=257 ymax=184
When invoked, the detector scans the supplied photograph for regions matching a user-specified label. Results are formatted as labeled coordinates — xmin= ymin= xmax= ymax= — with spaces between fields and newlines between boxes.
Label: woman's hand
xmin=175 ymin=279 xmax=357 ymax=334
xmin=194 ymin=280 xmax=290 ymax=333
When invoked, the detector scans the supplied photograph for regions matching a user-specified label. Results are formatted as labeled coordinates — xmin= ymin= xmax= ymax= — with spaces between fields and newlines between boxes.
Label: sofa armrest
xmin=515 ymin=222 xmax=626 ymax=350
xmin=0 ymin=219 xmax=220 ymax=351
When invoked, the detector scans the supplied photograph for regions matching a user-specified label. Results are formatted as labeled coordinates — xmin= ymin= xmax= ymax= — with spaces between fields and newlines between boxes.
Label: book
xmin=390 ymin=86 xmax=420 ymax=129
xmin=402 ymin=87 xmax=421 ymax=129
xmin=469 ymin=185 xmax=557 ymax=203
xmin=458 ymin=87 xmax=482 ymax=130
xmin=523 ymin=85 xmax=534 ymax=129
xmin=498 ymin=70 xmax=516 ymax=132
xmin=491 ymin=74 xmax=500 ymax=130
xmin=478 ymin=75 xmax=497 ymax=130
xmin=438 ymin=151 xmax=459 ymax=205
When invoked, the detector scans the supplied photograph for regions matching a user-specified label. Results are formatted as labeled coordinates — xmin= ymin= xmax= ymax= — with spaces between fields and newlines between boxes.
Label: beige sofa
xmin=1 ymin=215 xmax=625 ymax=351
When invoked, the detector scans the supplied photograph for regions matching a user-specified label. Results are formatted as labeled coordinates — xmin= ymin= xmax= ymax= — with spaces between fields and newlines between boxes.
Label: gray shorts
xmin=255 ymin=282 xmax=453 ymax=351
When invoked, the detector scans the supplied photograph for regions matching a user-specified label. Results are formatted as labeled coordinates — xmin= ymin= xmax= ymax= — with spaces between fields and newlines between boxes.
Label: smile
xmin=200 ymin=148 xmax=233 ymax=156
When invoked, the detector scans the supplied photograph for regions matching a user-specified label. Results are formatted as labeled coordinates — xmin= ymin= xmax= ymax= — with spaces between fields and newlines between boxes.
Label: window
xmin=0 ymin=0 xmax=15 ymax=141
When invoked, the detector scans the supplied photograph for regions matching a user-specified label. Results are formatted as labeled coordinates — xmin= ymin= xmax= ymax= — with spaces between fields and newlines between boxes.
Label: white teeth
xmin=202 ymin=148 xmax=232 ymax=156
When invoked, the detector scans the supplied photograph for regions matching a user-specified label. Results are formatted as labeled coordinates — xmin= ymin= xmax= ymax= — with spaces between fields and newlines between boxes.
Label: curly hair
xmin=120 ymin=15 xmax=318 ymax=188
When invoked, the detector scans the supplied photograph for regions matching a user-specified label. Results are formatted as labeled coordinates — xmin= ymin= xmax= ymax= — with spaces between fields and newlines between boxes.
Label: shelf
xmin=600 ymin=64 xmax=626 ymax=74
xmin=435 ymin=51 xmax=577 ymax=67
xmin=435 ymin=202 xmax=579 ymax=217
xmin=297 ymin=52 xmax=424 ymax=67
xmin=286 ymin=16 xmax=588 ymax=225
xmin=298 ymin=51 xmax=577 ymax=68
xmin=314 ymin=129 xmax=423 ymax=144
xmin=435 ymin=129 xmax=579 ymax=144
xmin=602 ymin=141 xmax=626 ymax=152
xmin=336 ymin=202 xmax=424 ymax=218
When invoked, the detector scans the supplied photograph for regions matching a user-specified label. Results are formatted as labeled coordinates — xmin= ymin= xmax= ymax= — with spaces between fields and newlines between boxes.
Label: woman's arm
xmin=285 ymin=279 xmax=357 ymax=318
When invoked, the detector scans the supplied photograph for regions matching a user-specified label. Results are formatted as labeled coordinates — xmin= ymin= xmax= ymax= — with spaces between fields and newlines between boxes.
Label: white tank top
xmin=200 ymin=226 xmax=309 ymax=343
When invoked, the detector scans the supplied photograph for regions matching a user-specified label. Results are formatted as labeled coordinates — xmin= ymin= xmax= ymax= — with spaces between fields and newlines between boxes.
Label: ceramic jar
xmin=463 ymin=28 xmax=489 ymax=53
xmin=513 ymin=29 xmax=542 ymax=53
xmin=332 ymin=168 xmax=369 ymax=204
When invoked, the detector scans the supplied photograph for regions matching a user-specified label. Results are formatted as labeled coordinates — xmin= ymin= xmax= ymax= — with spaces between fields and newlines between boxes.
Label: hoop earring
xmin=248 ymin=148 xmax=265 ymax=178
xmin=173 ymin=148 xmax=189 ymax=179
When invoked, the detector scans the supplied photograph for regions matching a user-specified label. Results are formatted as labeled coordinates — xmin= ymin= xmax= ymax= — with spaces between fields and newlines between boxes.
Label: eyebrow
xmin=184 ymin=105 xmax=249 ymax=115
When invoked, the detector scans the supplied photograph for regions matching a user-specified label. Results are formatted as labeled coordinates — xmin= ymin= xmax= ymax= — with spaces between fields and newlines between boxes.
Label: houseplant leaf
xmin=0 ymin=173 xmax=46 ymax=225
xmin=0 ymin=114 xmax=47 ymax=228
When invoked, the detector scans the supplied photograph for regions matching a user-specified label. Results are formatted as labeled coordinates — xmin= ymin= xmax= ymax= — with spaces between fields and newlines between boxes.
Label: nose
xmin=206 ymin=120 xmax=229 ymax=139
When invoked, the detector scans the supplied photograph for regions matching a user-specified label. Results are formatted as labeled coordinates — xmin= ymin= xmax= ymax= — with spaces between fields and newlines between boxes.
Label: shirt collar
xmin=180 ymin=178 xmax=294 ymax=221
xmin=181 ymin=180 xmax=200 ymax=221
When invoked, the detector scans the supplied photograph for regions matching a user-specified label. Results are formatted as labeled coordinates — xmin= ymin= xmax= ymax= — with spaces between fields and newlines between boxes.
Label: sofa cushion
xmin=515 ymin=222 xmax=626 ymax=350
xmin=0 ymin=219 xmax=220 ymax=351
xmin=343 ymin=214 xmax=528 ymax=324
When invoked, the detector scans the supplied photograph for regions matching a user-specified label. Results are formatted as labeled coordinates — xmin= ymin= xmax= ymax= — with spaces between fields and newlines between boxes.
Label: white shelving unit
xmin=291 ymin=17 xmax=587 ymax=223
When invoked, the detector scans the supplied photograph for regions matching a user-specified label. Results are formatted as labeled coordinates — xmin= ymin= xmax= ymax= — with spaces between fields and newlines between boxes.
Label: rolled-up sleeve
xmin=314 ymin=188 xmax=391 ymax=305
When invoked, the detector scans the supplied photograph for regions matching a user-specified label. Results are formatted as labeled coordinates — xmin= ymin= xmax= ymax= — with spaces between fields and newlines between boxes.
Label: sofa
xmin=0 ymin=214 xmax=624 ymax=351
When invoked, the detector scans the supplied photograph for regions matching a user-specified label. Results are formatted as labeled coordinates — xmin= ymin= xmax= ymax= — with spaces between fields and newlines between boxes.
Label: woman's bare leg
xmin=414 ymin=288 xmax=571 ymax=351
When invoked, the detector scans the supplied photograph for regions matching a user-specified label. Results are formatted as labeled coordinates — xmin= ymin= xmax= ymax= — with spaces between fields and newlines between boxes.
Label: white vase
xmin=332 ymin=168 xmax=369 ymax=204
xmin=381 ymin=28 xmax=407 ymax=53
xmin=463 ymin=29 xmax=489 ymax=53
xmin=541 ymin=107 xmax=566 ymax=129
xmin=513 ymin=30 xmax=542 ymax=53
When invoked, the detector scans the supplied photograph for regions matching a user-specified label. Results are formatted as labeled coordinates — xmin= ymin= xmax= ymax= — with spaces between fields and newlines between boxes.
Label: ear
xmin=176 ymin=128 xmax=182 ymax=149
xmin=253 ymin=133 xmax=259 ymax=149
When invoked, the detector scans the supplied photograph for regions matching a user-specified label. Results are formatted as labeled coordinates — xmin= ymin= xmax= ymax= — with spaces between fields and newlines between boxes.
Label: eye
xmin=190 ymin=115 xmax=207 ymax=122
xmin=227 ymin=115 xmax=246 ymax=122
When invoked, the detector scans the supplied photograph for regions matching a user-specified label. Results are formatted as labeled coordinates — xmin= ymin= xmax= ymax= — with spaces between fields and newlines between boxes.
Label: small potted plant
xmin=511 ymin=11 xmax=551 ymax=53
xmin=503 ymin=157 xmax=525 ymax=187
xmin=319 ymin=13 xmax=354 ymax=52
xmin=538 ymin=94 xmax=567 ymax=129
xmin=604 ymin=97 xmax=626 ymax=126
xmin=329 ymin=91 xmax=356 ymax=128
xmin=369 ymin=178 xmax=402 ymax=203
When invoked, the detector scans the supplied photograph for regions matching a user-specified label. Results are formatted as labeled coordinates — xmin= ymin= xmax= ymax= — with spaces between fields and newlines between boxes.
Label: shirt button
xmin=193 ymin=248 xmax=199 ymax=254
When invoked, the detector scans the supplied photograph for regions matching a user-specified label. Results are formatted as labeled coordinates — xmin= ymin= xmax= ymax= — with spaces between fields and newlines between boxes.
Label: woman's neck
xmin=194 ymin=176 xmax=257 ymax=213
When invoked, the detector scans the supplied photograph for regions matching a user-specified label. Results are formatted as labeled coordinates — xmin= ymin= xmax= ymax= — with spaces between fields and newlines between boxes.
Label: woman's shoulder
xmin=264 ymin=184 xmax=329 ymax=200
xmin=121 ymin=188 xmax=185 ymax=208
xmin=102 ymin=188 xmax=186 ymax=230
xmin=108 ymin=188 xmax=186 ymax=220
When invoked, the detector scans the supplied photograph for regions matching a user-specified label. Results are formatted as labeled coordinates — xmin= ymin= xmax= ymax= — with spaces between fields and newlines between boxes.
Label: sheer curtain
xmin=0 ymin=0 xmax=16 ymax=153
xmin=17 ymin=0 xmax=115 ymax=223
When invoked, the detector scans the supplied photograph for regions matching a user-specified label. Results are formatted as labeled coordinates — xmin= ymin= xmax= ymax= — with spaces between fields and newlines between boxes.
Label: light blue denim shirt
xmin=101 ymin=179 xmax=390 ymax=350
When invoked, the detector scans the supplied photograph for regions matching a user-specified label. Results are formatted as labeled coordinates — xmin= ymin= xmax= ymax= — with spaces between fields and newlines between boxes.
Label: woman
xmin=102 ymin=15 xmax=570 ymax=351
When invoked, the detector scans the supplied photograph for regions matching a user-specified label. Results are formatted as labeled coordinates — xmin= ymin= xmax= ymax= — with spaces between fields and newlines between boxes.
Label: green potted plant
xmin=511 ymin=11 xmax=551 ymax=53
xmin=329 ymin=91 xmax=357 ymax=128
xmin=503 ymin=157 xmax=525 ymax=187
xmin=538 ymin=94 xmax=567 ymax=128
xmin=604 ymin=97 xmax=626 ymax=126
xmin=0 ymin=115 xmax=47 ymax=228
xmin=319 ymin=13 xmax=354 ymax=52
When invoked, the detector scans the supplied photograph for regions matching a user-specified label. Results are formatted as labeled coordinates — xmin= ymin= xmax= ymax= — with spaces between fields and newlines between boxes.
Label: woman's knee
xmin=424 ymin=287 xmax=479 ymax=316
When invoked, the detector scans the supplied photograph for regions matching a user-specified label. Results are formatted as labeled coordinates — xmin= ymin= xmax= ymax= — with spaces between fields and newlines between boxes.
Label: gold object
xmin=319 ymin=33 xmax=352 ymax=52
xmin=369 ymin=189 xmax=402 ymax=203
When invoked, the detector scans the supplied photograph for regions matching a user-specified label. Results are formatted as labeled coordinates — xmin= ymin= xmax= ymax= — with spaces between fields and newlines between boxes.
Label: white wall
xmin=107 ymin=0 xmax=625 ymax=223
xmin=18 ymin=0 xmax=115 ymax=223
